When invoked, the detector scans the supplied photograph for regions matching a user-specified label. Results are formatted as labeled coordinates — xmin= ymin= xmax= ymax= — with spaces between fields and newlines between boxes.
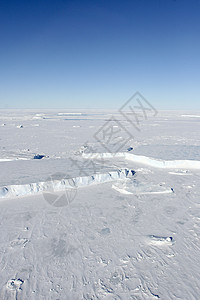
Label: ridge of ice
xmin=82 ymin=152 xmax=200 ymax=169
xmin=0 ymin=168 xmax=135 ymax=199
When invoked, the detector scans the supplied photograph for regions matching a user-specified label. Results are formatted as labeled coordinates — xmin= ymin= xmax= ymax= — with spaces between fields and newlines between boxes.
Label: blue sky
xmin=0 ymin=0 xmax=199 ymax=109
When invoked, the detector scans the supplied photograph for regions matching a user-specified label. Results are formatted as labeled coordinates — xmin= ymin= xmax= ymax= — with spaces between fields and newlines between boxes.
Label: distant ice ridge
xmin=0 ymin=158 xmax=29 ymax=162
xmin=82 ymin=152 xmax=200 ymax=169
xmin=0 ymin=169 xmax=135 ymax=199
xmin=58 ymin=112 xmax=84 ymax=115
xmin=181 ymin=114 xmax=200 ymax=118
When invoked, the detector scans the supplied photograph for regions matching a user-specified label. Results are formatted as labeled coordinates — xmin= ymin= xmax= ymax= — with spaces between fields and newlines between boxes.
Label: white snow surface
xmin=0 ymin=109 xmax=200 ymax=299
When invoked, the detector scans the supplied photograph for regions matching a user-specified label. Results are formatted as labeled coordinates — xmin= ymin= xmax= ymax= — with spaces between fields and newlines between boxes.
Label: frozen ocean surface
xmin=0 ymin=110 xmax=200 ymax=299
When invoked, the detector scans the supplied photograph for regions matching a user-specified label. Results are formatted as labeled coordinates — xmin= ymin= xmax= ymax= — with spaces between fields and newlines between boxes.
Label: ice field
xmin=0 ymin=109 xmax=200 ymax=299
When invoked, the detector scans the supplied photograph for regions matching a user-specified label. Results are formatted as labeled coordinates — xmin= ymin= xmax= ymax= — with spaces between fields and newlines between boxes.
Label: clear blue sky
xmin=0 ymin=0 xmax=199 ymax=109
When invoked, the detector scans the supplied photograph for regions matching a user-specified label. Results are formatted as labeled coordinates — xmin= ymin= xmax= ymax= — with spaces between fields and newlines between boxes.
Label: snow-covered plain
xmin=0 ymin=109 xmax=200 ymax=299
